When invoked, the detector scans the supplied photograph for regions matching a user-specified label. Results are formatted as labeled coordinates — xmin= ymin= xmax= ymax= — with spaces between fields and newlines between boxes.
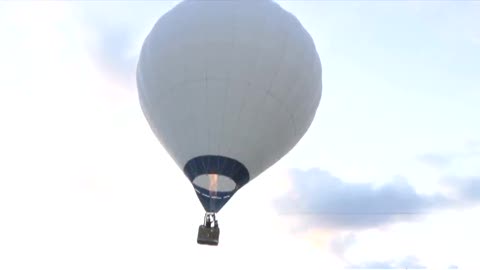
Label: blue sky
xmin=0 ymin=1 xmax=479 ymax=269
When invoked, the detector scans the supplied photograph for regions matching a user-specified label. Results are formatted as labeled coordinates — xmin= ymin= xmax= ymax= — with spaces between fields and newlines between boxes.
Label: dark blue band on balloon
xmin=192 ymin=186 xmax=235 ymax=213
xmin=183 ymin=155 xmax=250 ymax=187
xmin=183 ymin=155 xmax=250 ymax=212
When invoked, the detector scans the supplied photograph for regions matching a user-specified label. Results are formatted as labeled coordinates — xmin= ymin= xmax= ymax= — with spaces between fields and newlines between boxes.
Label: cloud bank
xmin=350 ymin=255 xmax=426 ymax=269
xmin=69 ymin=2 xmax=179 ymax=88
xmin=274 ymin=168 xmax=453 ymax=230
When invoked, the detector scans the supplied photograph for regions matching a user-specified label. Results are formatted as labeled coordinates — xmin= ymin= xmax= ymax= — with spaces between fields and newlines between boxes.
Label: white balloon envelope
xmin=136 ymin=0 xmax=322 ymax=214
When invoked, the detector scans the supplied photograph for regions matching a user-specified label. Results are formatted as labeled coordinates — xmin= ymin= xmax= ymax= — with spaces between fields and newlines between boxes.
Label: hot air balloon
xmin=136 ymin=0 xmax=322 ymax=245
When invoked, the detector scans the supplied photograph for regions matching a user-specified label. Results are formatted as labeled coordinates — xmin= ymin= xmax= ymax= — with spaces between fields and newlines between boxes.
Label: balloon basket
xmin=197 ymin=212 xmax=220 ymax=246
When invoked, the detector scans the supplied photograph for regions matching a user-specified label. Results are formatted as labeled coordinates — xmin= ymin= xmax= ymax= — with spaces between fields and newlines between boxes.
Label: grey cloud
xmin=417 ymin=142 xmax=480 ymax=205
xmin=418 ymin=141 xmax=480 ymax=168
xmin=330 ymin=232 xmax=356 ymax=259
xmin=73 ymin=6 xmax=136 ymax=86
xmin=455 ymin=177 xmax=480 ymax=201
xmin=71 ymin=2 xmax=179 ymax=88
xmin=350 ymin=256 xmax=426 ymax=269
xmin=442 ymin=176 xmax=480 ymax=203
xmin=274 ymin=168 xmax=451 ymax=230
xmin=466 ymin=140 xmax=480 ymax=149
xmin=350 ymin=261 xmax=394 ymax=269
xmin=398 ymin=256 xmax=427 ymax=269
xmin=87 ymin=25 xmax=137 ymax=85
xmin=418 ymin=153 xmax=452 ymax=168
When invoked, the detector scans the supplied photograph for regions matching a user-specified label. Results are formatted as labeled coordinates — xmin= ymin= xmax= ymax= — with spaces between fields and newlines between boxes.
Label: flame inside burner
xmin=208 ymin=174 xmax=218 ymax=197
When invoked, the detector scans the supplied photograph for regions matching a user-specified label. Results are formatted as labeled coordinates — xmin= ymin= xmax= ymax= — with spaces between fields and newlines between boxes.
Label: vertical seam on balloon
xmin=203 ymin=15 xmax=211 ymax=156
xmin=138 ymin=39 xmax=180 ymax=160
xmin=170 ymin=13 xmax=188 ymax=162
xmin=225 ymin=8 xmax=270 ymax=159
xmin=280 ymin=23 xmax=312 ymax=109
xmin=220 ymin=2 xmax=238 ymax=175
xmin=182 ymin=23 xmax=195 ymax=162
xmin=265 ymin=90 xmax=297 ymax=145
xmin=205 ymin=68 xmax=210 ymax=156
xmin=224 ymin=1 xmax=244 ymax=162
xmin=257 ymin=13 xmax=291 ymax=170
xmin=286 ymin=42 xmax=316 ymax=138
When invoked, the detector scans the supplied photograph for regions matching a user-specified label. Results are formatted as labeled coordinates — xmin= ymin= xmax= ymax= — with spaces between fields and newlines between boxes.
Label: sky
xmin=0 ymin=0 xmax=479 ymax=269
